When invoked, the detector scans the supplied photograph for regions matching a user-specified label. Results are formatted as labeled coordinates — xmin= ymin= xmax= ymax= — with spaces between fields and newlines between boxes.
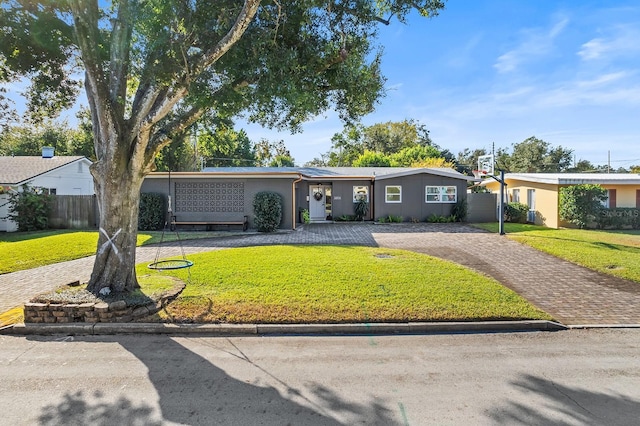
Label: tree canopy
xmin=308 ymin=119 xmax=451 ymax=167
xmin=495 ymin=136 xmax=573 ymax=173
xmin=0 ymin=0 xmax=447 ymax=294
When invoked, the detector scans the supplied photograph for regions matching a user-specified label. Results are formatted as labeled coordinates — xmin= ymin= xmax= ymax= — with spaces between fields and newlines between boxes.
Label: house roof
xmin=482 ymin=173 xmax=640 ymax=186
xmin=0 ymin=156 xmax=89 ymax=185
xmin=195 ymin=166 xmax=474 ymax=181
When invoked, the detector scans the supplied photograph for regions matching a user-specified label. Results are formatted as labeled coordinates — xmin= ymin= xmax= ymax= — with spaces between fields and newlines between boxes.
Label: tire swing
xmin=148 ymin=171 xmax=194 ymax=272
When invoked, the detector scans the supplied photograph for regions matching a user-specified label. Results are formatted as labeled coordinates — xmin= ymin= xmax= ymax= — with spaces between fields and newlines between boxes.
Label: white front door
xmin=309 ymin=185 xmax=326 ymax=220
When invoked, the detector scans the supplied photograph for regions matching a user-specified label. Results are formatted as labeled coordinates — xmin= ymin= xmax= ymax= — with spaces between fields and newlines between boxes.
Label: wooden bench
xmin=170 ymin=215 xmax=248 ymax=231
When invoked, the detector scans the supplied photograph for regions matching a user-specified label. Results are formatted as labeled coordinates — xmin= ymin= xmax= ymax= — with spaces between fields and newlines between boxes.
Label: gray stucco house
xmin=141 ymin=167 xmax=474 ymax=230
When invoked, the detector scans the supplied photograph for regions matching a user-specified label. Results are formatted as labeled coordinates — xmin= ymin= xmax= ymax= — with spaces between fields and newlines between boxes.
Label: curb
xmin=2 ymin=320 xmax=567 ymax=336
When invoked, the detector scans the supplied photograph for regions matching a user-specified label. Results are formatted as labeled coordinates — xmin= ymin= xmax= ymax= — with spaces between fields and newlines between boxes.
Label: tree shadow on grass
xmin=488 ymin=374 xmax=640 ymax=425
xmin=35 ymin=335 xmax=397 ymax=425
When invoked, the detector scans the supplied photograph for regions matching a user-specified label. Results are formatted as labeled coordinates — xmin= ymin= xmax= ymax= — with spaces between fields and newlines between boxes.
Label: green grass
xmin=0 ymin=230 xmax=99 ymax=274
xmin=0 ymin=229 xmax=239 ymax=274
xmin=141 ymin=245 xmax=552 ymax=323
xmin=474 ymin=223 xmax=640 ymax=283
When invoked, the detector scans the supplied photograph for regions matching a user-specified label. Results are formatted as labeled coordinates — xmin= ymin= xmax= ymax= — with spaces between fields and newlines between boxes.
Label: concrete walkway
xmin=2 ymin=223 xmax=639 ymax=326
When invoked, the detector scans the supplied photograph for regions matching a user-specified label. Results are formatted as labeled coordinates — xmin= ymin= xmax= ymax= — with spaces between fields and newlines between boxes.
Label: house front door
xmin=309 ymin=185 xmax=330 ymax=221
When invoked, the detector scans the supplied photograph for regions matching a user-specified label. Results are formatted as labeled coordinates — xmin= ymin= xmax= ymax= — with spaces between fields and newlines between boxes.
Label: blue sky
xmin=241 ymin=0 xmax=640 ymax=168
xmin=4 ymin=1 xmax=639 ymax=169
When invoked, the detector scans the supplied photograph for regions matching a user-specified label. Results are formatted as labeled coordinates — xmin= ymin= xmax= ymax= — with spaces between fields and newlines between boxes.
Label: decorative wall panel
xmin=175 ymin=182 xmax=244 ymax=212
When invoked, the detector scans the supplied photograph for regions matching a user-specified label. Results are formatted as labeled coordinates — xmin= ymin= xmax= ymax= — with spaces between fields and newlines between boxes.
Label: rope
xmin=148 ymin=171 xmax=193 ymax=276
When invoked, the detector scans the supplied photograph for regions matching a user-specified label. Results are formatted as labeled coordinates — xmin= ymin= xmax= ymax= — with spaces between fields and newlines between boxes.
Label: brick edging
xmin=23 ymin=279 xmax=185 ymax=324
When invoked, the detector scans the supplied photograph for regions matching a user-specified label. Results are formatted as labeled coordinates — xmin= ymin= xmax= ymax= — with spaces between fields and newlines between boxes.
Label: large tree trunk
xmin=86 ymin=135 xmax=148 ymax=295
xmin=69 ymin=0 xmax=262 ymax=295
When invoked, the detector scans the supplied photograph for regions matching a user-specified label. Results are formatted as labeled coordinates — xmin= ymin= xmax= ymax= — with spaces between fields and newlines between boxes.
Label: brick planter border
xmin=23 ymin=279 xmax=185 ymax=324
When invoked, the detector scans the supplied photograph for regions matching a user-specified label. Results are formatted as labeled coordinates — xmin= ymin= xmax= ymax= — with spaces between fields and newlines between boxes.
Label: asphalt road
xmin=1 ymin=329 xmax=639 ymax=425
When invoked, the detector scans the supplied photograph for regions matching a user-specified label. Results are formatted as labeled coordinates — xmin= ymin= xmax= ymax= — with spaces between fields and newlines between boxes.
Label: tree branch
xmin=144 ymin=106 xmax=205 ymax=169
xmin=108 ymin=0 xmax=134 ymax=118
xmin=195 ymin=0 xmax=262 ymax=74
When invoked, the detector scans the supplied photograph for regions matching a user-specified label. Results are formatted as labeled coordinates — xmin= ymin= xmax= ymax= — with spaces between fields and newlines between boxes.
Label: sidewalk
xmin=2 ymin=223 xmax=640 ymax=328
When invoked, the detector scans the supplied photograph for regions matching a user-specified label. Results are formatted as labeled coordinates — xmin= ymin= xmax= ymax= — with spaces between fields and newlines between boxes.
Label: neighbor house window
xmin=512 ymin=189 xmax=520 ymax=203
xmin=602 ymin=189 xmax=616 ymax=208
xmin=425 ymin=186 xmax=457 ymax=203
xmin=385 ymin=185 xmax=402 ymax=203
xmin=353 ymin=186 xmax=369 ymax=203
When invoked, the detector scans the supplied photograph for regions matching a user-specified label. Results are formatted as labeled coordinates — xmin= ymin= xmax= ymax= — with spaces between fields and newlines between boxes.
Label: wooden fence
xmin=49 ymin=195 xmax=98 ymax=229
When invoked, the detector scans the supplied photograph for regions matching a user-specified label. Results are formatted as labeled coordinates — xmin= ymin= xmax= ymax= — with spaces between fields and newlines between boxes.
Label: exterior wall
xmin=295 ymin=180 xmax=374 ymax=222
xmin=30 ymin=160 xmax=94 ymax=195
xmin=330 ymin=180 xmax=372 ymax=219
xmin=602 ymin=185 xmax=639 ymax=208
xmin=485 ymin=180 xmax=559 ymax=228
xmin=0 ymin=194 xmax=17 ymax=232
xmin=373 ymin=174 xmax=467 ymax=221
xmin=142 ymin=177 xmax=295 ymax=229
xmin=486 ymin=178 xmax=640 ymax=229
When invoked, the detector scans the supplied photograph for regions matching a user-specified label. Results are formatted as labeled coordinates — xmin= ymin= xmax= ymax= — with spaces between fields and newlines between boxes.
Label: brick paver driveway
xmin=2 ymin=223 xmax=639 ymax=326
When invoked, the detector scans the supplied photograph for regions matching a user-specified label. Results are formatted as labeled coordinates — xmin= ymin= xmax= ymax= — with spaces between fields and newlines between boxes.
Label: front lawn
xmin=141 ymin=245 xmax=552 ymax=323
xmin=0 ymin=229 xmax=242 ymax=274
xmin=474 ymin=223 xmax=640 ymax=283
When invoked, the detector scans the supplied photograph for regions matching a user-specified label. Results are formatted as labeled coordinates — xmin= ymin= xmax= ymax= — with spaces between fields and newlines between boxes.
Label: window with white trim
xmin=353 ymin=186 xmax=369 ymax=203
xmin=385 ymin=185 xmax=402 ymax=203
xmin=512 ymin=189 xmax=520 ymax=203
xmin=425 ymin=186 xmax=457 ymax=203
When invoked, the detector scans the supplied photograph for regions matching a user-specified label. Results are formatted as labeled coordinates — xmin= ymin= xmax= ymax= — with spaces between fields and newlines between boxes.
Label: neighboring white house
xmin=0 ymin=151 xmax=94 ymax=232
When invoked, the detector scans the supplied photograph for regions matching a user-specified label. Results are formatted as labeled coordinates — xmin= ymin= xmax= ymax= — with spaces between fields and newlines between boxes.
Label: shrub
xmin=450 ymin=198 xmax=468 ymax=222
xmin=354 ymin=199 xmax=369 ymax=221
xmin=559 ymin=184 xmax=608 ymax=229
xmin=301 ymin=209 xmax=310 ymax=224
xmin=378 ymin=215 xmax=403 ymax=223
xmin=426 ymin=214 xmax=455 ymax=223
xmin=504 ymin=202 xmax=529 ymax=223
xmin=595 ymin=208 xmax=640 ymax=229
xmin=7 ymin=185 xmax=53 ymax=231
xmin=253 ymin=191 xmax=282 ymax=232
xmin=139 ymin=193 xmax=166 ymax=231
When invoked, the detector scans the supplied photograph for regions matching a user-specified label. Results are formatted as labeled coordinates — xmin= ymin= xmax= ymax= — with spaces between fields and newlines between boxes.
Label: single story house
xmin=141 ymin=167 xmax=474 ymax=230
xmin=0 ymin=151 xmax=94 ymax=232
xmin=482 ymin=173 xmax=640 ymax=228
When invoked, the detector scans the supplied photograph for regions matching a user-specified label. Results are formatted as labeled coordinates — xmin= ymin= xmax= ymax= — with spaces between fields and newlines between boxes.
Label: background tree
xmin=0 ymin=119 xmax=90 ymax=157
xmin=154 ymin=131 xmax=198 ymax=172
xmin=0 ymin=0 xmax=446 ymax=294
xmin=389 ymin=145 xmax=442 ymax=167
xmin=255 ymin=139 xmax=294 ymax=167
xmin=410 ymin=157 xmax=456 ymax=169
xmin=322 ymin=119 xmax=449 ymax=166
xmin=496 ymin=136 xmax=574 ymax=173
xmin=68 ymin=108 xmax=98 ymax=160
xmin=567 ymin=159 xmax=596 ymax=173
xmin=198 ymin=126 xmax=255 ymax=168
xmin=455 ymin=148 xmax=488 ymax=175
xmin=362 ymin=119 xmax=433 ymax=153
xmin=352 ymin=150 xmax=391 ymax=167
xmin=325 ymin=124 xmax=365 ymax=166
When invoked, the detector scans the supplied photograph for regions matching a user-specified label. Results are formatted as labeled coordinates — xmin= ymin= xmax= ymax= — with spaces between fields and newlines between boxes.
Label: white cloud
xmin=494 ymin=17 xmax=569 ymax=73
xmin=578 ymin=25 xmax=640 ymax=61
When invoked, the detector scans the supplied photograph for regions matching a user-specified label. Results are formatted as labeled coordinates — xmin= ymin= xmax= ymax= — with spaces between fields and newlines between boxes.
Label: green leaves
xmin=7 ymin=185 xmax=53 ymax=232
xmin=559 ymin=184 xmax=608 ymax=229
xmin=253 ymin=191 xmax=283 ymax=232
